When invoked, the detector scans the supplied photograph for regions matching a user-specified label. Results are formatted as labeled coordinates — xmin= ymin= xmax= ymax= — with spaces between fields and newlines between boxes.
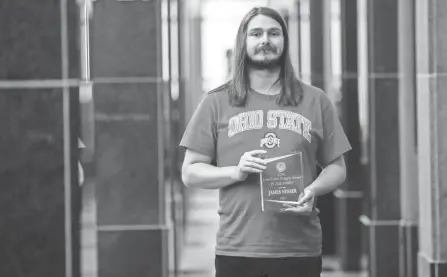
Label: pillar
xmin=268 ymin=0 xmax=300 ymax=74
xmin=358 ymin=0 xmax=402 ymax=276
xmin=90 ymin=0 xmax=171 ymax=276
xmin=335 ymin=0 xmax=363 ymax=271
xmin=179 ymin=0 xmax=202 ymax=228
xmin=309 ymin=0 xmax=325 ymax=90
xmin=309 ymin=0 xmax=337 ymax=255
xmin=397 ymin=0 xmax=419 ymax=277
xmin=0 ymin=0 xmax=80 ymax=276
xmin=415 ymin=0 xmax=447 ymax=276
xmin=167 ymin=0 xmax=184 ymax=274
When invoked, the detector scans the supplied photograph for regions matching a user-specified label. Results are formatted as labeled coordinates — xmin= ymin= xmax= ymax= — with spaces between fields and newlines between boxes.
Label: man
xmin=180 ymin=7 xmax=351 ymax=277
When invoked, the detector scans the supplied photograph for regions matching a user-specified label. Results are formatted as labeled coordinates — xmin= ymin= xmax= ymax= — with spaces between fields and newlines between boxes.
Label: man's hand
xmin=233 ymin=150 xmax=267 ymax=182
xmin=280 ymin=187 xmax=316 ymax=215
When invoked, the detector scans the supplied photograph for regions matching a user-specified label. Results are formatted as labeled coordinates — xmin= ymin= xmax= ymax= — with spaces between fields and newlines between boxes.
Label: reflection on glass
xmin=357 ymin=0 xmax=369 ymax=165
xmin=162 ymin=0 xmax=170 ymax=82
xmin=170 ymin=0 xmax=180 ymax=101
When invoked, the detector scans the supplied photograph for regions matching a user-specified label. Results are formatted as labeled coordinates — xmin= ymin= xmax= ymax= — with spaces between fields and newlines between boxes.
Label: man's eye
xmin=271 ymin=32 xmax=280 ymax=36
xmin=251 ymin=33 xmax=260 ymax=37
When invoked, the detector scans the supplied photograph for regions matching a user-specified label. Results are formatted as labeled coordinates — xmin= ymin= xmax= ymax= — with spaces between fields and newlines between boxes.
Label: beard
xmin=246 ymin=52 xmax=283 ymax=70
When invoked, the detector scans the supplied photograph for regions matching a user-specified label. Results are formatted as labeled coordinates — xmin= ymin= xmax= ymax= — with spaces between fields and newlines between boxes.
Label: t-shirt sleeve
xmin=179 ymin=93 xmax=217 ymax=158
xmin=317 ymin=94 xmax=352 ymax=166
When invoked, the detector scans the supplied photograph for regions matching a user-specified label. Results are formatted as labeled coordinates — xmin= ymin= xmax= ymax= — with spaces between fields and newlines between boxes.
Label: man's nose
xmin=259 ymin=32 xmax=269 ymax=44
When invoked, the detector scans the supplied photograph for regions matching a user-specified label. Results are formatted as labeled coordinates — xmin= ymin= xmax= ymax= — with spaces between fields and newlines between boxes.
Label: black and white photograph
xmin=0 ymin=0 xmax=446 ymax=277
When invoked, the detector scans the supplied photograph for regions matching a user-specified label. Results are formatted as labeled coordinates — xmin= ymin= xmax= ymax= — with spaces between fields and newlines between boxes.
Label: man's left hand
xmin=280 ymin=187 xmax=316 ymax=215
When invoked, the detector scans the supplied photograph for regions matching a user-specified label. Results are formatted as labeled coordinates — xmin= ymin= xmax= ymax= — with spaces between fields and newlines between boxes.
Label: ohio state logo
xmin=260 ymin=132 xmax=280 ymax=149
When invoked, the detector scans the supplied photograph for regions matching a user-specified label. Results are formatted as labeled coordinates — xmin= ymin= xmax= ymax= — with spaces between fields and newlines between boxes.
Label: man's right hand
xmin=233 ymin=150 xmax=268 ymax=182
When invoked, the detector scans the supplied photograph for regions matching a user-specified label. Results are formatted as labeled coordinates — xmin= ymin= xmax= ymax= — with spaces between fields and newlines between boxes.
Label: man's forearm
xmin=182 ymin=163 xmax=239 ymax=189
xmin=307 ymin=160 xmax=346 ymax=197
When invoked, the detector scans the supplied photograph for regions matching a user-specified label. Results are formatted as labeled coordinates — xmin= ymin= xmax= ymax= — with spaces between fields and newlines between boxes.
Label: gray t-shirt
xmin=180 ymin=82 xmax=352 ymax=258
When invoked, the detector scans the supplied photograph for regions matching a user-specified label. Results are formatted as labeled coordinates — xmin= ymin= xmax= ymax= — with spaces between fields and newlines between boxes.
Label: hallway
xmin=1 ymin=0 xmax=447 ymax=276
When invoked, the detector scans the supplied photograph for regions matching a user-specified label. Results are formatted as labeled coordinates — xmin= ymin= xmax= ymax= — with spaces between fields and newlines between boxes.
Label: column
xmin=358 ymin=0 xmax=402 ymax=277
xmin=268 ymin=0 xmax=300 ymax=74
xmin=167 ymin=0 xmax=184 ymax=274
xmin=179 ymin=0 xmax=202 ymax=226
xmin=397 ymin=0 xmax=419 ymax=277
xmin=90 ymin=0 xmax=171 ymax=276
xmin=335 ymin=0 xmax=363 ymax=271
xmin=309 ymin=0 xmax=325 ymax=90
xmin=0 ymin=0 xmax=80 ymax=277
xmin=309 ymin=0 xmax=337 ymax=255
xmin=415 ymin=0 xmax=447 ymax=276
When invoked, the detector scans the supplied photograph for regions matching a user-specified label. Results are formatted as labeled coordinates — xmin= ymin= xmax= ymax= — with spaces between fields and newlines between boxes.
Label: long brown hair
xmin=227 ymin=7 xmax=303 ymax=107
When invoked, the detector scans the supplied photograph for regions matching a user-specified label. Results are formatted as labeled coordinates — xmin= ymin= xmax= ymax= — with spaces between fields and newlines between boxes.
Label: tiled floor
xmin=178 ymin=189 xmax=367 ymax=277
xmin=178 ymin=189 xmax=219 ymax=276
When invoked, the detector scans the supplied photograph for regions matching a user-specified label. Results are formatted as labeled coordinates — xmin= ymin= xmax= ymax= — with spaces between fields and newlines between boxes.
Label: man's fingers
xmin=282 ymin=206 xmax=312 ymax=214
xmin=282 ymin=203 xmax=298 ymax=208
xmin=297 ymin=191 xmax=310 ymax=205
xmin=245 ymin=161 xmax=266 ymax=170
xmin=280 ymin=202 xmax=312 ymax=214
xmin=246 ymin=150 xmax=267 ymax=157
xmin=240 ymin=166 xmax=263 ymax=173
xmin=251 ymin=157 xmax=267 ymax=165
xmin=297 ymin=195 xmax=310 ymax=205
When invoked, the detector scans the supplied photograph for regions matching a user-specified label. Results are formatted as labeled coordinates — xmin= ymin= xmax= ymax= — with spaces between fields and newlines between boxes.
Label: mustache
xmin=255 ymin=44 xmax=277 ymax=54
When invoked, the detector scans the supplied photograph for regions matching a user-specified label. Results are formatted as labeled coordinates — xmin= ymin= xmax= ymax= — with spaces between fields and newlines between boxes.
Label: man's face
xmin=246 ymin=15 xmax=285 ymax=68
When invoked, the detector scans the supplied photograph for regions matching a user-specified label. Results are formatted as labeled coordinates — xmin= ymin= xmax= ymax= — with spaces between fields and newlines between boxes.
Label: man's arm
xmin=181 ymin=149 xmax=237 ymax=189
xmin=306 ymin=155 xmax=347 ymax=197
xmin=283 ymin=155 xmax=346 ymax=212
xmin=293 ymin=155 xmax=346 ymax=208
xmin=181 ymin=149 xmax=267 ymax=190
